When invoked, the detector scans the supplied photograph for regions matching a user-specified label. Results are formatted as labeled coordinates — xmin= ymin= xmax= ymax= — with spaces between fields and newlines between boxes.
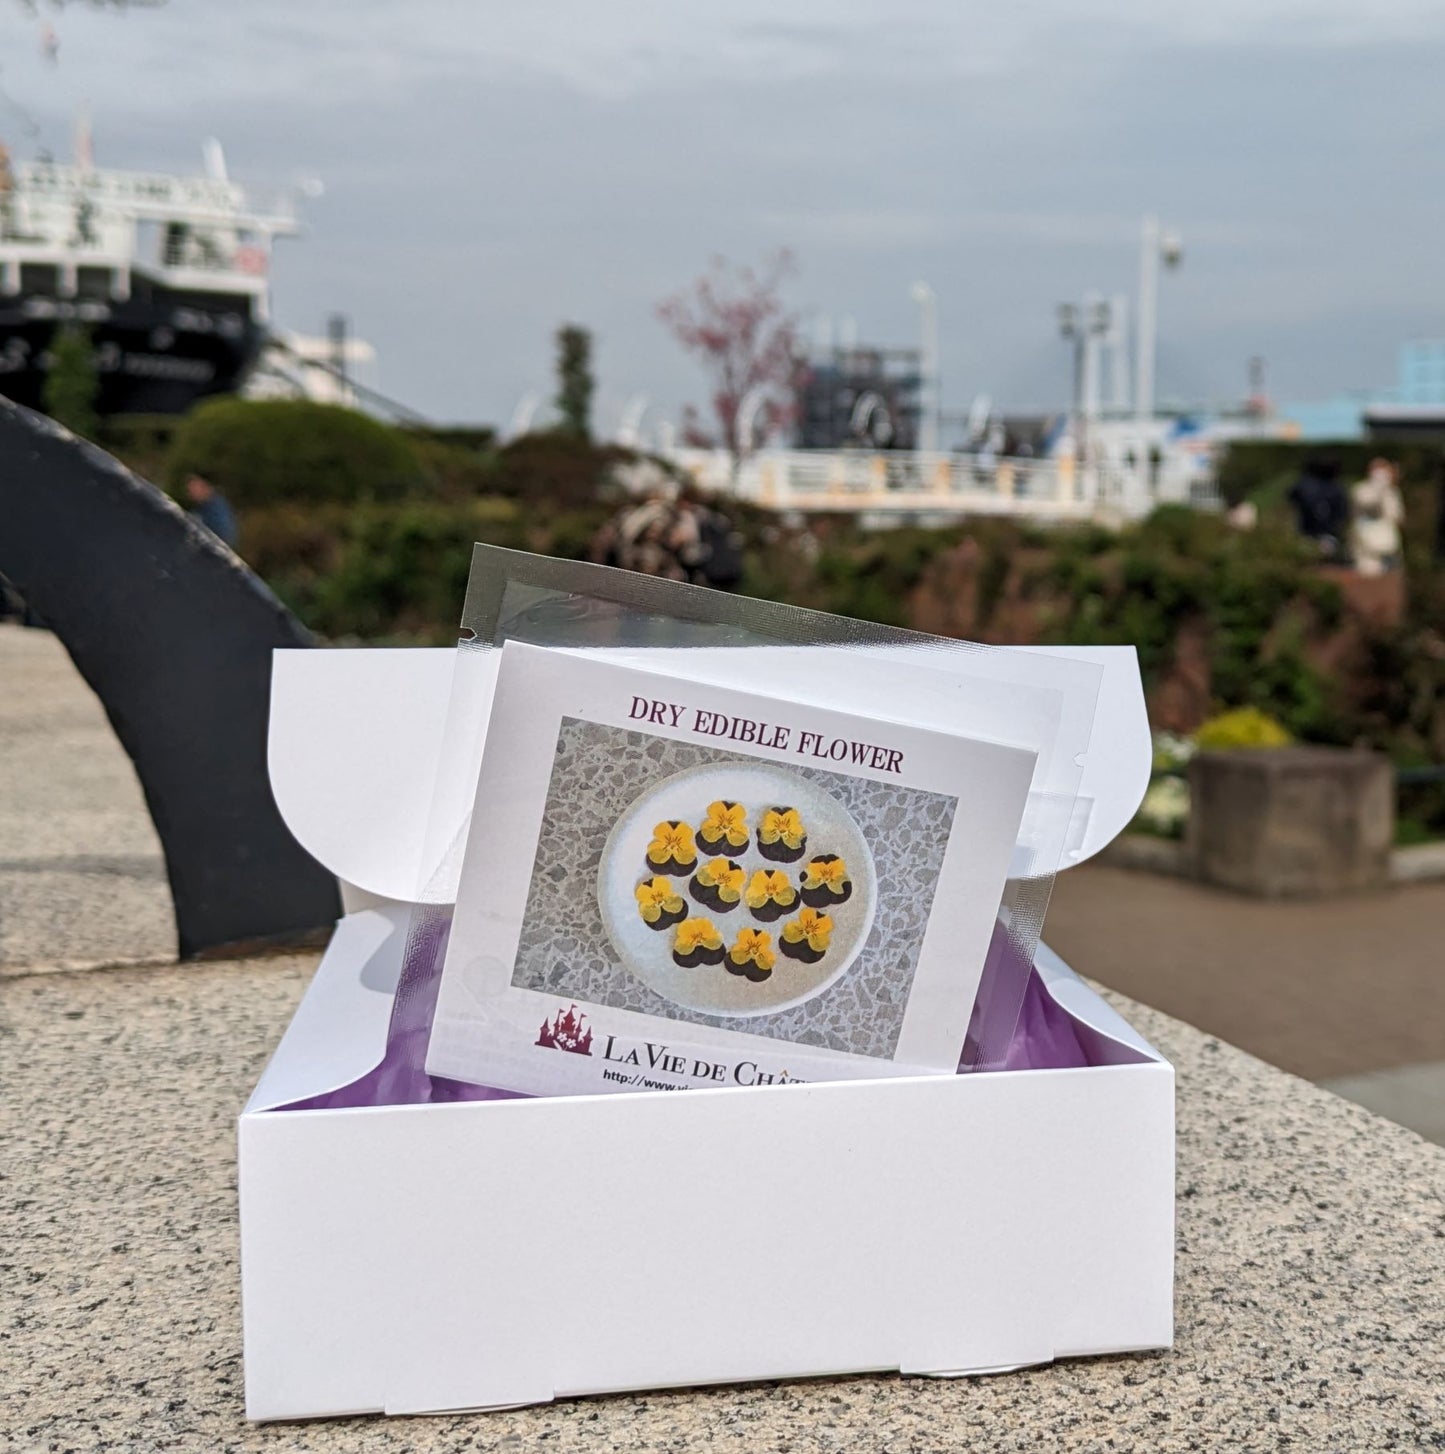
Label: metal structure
xmin=794 ymin=343 xmax=922 ymax=451
xmin=1134 ymin=214 xmax=1183 ymax=426
xmin=1058 ymin=296 xmax=1113 ymax=428
xmin=910 ymin=281 xmax=939 ymax=454
xmin=0 ymin=397 xmax=340 ymax=957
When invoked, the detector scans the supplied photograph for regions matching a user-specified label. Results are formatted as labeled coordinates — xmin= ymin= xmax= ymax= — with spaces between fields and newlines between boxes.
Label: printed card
xmin=424 ymin=641 xmax=1038 ymax=1097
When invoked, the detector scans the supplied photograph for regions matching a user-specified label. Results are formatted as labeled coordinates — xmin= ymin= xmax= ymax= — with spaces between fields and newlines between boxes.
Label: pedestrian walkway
xmin=1047 ymin=863 xmax=1445 ymax=1081
xmin=0 ymin=625 xmax=174 ymax=971
xmin=1047 ymin=863 xmax=1445 ymax=1144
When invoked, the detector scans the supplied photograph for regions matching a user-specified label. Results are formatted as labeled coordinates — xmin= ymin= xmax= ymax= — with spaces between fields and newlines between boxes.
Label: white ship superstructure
xmin=0 ymin=137 xmax=302 ymax=414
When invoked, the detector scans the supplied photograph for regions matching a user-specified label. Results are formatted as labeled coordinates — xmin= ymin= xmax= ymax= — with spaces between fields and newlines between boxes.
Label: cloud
xmin=1 ymin=2 xmax=1442 ymax=423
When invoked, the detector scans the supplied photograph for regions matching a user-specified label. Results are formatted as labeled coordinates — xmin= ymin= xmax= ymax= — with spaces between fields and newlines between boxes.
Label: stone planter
xmin=1187 ymin=747 xmax=1393 ymax=897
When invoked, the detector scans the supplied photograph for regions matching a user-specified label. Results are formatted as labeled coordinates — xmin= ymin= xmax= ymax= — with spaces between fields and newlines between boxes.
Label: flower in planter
xmin=1194 ymin=708 xmax=1292 ymax=752
xmin=1135 ymin=776 xmax=1191 ymax=838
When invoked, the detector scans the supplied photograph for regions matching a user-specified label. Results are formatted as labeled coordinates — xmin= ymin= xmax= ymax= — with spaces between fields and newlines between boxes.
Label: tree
xmin=554 ymin=323 xmax=594 ymax=440
xmin=43 ymin=324 xmax=99 ymax=438
xmin=656 ymin=251 xmax=798 ymax=460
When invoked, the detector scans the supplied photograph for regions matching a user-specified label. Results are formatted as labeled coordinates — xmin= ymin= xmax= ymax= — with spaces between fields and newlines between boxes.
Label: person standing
xmin=184 ymin=473 xmax=239 ymax=550
xmin=1349 ymin=458 xmax=1405 ymax=576
xmin=1288 ymin=457 xmax=1349 ymax=559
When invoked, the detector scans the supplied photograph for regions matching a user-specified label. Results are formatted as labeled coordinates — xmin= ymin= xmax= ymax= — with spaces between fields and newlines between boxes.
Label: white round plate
xmin=598 ymin=761 xmax=877 ymax=1016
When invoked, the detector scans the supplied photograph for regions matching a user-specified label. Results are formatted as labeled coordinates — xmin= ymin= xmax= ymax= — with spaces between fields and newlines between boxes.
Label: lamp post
xmin=1134 ymin=214 xmax=1183 ymax=426
xmin=911 ymin=281 xmax=939 ymax=454
xmin=1058 ymin=297 xmax=1112 ymax=428
xmin=1059 ymin=298 xmax=1113 ymax=503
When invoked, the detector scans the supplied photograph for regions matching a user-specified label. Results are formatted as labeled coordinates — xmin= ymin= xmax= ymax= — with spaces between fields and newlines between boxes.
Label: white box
xmin=240 ymin=645 xmax=1174 ymax=1421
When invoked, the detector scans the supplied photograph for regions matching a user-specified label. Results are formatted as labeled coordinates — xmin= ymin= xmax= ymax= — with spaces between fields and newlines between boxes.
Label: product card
xmin=424 ymin=641 xmax=1038 ymax=1097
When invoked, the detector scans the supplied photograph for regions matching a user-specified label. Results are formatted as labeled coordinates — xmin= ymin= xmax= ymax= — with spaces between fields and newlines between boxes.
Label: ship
xmin=0 ymin=134 xmax=302 ymax=416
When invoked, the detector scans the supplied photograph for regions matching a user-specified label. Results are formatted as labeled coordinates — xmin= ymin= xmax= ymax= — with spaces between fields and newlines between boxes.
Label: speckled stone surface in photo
xmin=511 ymin=719 xmax=956 ymax=1058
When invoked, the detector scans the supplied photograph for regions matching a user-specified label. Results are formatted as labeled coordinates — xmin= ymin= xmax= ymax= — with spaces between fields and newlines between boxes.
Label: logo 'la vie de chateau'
xmin=536 ymin=1004 xmax=593 ymax=1056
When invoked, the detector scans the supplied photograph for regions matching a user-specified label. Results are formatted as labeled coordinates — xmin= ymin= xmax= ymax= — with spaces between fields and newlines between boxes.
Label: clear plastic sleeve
xmin=399 ymin=545 xmax=1102 ymax=1089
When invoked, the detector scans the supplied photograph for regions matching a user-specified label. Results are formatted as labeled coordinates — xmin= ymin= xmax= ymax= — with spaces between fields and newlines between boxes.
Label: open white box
xmin=239 ymin=645 xmax=1174 ymax=1421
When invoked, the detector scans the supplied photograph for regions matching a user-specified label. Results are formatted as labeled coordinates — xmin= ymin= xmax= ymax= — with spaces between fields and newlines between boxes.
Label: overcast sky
xmin=3 ymin=1 xmax=1444 ymax=434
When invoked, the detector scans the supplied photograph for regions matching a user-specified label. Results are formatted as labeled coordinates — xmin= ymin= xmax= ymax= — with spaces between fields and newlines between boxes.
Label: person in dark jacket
xmin=1288 ymin=457 xmax=1348 ymax=559
xmin=185 ymin=474 xmax=239 ymax=550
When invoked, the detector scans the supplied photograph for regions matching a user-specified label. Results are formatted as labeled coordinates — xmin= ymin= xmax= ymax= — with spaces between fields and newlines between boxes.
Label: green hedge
xmin=165 ymin=398 xmax=427 ymax=506
xmin=242 ymin=497 xmax=612 ymax=642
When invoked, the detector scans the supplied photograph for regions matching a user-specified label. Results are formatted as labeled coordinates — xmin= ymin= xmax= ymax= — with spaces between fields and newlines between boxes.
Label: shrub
xmin=1194 ymin=707 xmax=1292 ymax=751
xmin=243 ymin=496 xmax=613 ymax=642
xmin=489 ymin=431 xmax=626 ymax=508
xmin=404 ymin=433 xmax=495 ymax=501
xmin=811 ymin=525 xmax=967 ymax=627
xmin=165 ymin=398 xmax=426 ymax=506
xmin=99 ymin=414 xmax=177 ymax=481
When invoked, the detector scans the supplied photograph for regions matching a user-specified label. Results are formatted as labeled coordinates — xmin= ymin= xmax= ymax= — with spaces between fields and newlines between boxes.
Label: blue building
xmin=1281 ymin=340 xmax=1445 ymax=440
xmin=1396 ymin=340 xmax=1445 ymax=405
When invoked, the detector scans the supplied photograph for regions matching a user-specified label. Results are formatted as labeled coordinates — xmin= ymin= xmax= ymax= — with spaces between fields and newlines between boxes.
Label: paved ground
xmin=1047 ymin=865 xmax=1445 ymax=1081
xmin=5 ymin=954 xmax=1443 ymax=1452
xmin=1045 ymin=865 xmax=1445 ymax=1144
xmin=0 ymin=625 xmax=174 ymax=971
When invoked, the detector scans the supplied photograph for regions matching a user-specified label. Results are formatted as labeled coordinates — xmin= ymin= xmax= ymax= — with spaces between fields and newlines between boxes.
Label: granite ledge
xmin=3 ymin=953 xmax=1443 ymax=1453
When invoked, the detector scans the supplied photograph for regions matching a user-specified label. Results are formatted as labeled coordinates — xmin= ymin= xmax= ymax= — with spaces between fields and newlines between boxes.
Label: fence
xmin=665 ymin=447 xmax=1221 ymax=523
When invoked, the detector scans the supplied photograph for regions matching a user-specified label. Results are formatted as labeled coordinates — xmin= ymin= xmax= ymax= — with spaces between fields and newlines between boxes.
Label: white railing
xmin=663 ymin=447 xmax=1220 ymax=523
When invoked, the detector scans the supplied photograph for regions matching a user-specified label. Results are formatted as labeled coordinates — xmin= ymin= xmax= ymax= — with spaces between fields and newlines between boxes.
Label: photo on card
xmin=513 ymin=717 xmax=958 ymax=1059
xmin=424 ymin=642 xmax=1039 ymax=1097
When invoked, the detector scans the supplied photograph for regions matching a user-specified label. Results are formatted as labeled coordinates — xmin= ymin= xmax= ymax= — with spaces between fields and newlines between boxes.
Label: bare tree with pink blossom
xmin=656 ymin=251 xmax=799 ymax=462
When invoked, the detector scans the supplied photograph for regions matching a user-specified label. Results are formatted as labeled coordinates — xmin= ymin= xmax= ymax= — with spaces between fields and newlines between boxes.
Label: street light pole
xmin=911 ymin=281 xmax=939 ymax=454
xmin=1135 ymin=214 xmax=1182 ymax=426
xmin=1109 ymin=292 xmax=1131 ymax=413
xmin=1058 ymin=300 xmax=1111 ymax=428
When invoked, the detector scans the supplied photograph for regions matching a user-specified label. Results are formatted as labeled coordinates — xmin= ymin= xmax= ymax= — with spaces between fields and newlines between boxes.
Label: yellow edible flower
xmin=701 ymin=800 xmax=749 ymax=846
xmin=759 ymin=808 xmax=805 ymax=849
xmin=674 ymin=917 xmax=723 ymax=953
xmin=745 ymin=869 xmax=795 ymax=909
xmin=729 ymin=927 xmax=775 ymax=972
xmin=698 ymin=859 xmax=745 ymax=898
xmin=802 ymin=857 xmax=849 ymax=891
xmin=634 ymin=876 xmax=684 ymax=923
xmin=646 ymin=820 xmax=696 ymax=866
xmin=782 ymin=907 xmax=834 ymax=952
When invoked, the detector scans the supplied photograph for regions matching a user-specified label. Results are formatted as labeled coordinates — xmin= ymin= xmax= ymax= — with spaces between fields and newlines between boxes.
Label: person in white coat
xmin=1350 ymin=458 xmax=1405 ymax=575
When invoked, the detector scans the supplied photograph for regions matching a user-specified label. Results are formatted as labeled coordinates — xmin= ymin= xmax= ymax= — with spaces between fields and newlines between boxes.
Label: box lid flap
xmin=244 ymin=906 xmax=406 ymax=1113
xmin=269 ymin=643 xmax=1149 ymax=898
xmin=269 ymin=647 xmax=455 ymax=901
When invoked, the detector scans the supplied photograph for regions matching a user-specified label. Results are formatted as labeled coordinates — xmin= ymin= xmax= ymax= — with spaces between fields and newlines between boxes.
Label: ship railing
xmin=660 ymin=446 xmax=1220 ymax=523
xmin=235 ymin=185 xmax=302 ymax=231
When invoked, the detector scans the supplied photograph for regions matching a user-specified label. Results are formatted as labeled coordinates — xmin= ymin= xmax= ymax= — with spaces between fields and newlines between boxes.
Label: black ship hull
xmin=0 ymin=275 xmax=263 ymax=416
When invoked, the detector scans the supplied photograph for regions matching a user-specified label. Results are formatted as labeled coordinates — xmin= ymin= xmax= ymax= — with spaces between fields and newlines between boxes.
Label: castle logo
xmin=535 ymin=1003 xmax=594 ymax=1056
